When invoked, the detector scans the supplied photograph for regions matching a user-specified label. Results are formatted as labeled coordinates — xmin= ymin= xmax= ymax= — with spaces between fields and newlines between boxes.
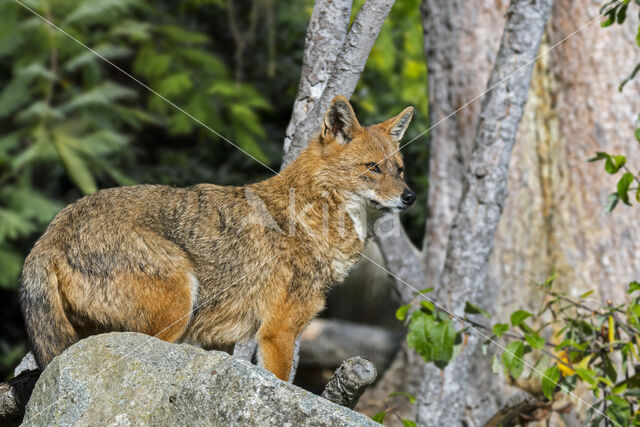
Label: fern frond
xmin=0 ymin=208 xmax=35 ymax=242
xmin=65 ymin=0 xmax=143 ymax=25
xmin=0 ymin=75 xmax=33 ymax=119
xmin=65 ymin=44 xmax=132 ymax=72
xmin=61 ymin=81 xmax=137 ymax=112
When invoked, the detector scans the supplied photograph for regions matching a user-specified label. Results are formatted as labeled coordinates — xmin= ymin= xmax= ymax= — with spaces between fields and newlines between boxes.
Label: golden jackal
xmin=19 ymin=96 xmax=415 ymax=380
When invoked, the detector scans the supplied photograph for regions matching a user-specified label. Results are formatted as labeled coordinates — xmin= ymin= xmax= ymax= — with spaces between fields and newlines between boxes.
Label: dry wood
xmin=321 ymin=356 xmax=377 ymax=409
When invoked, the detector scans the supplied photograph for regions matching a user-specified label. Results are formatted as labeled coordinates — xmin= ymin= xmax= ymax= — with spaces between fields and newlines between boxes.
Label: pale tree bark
xmin=420 ymin=0 xmax=508 ymax=285
xmin=282 ymin=0 xmax=396 ymax=167
xmin=415 ymin=0 xmax=554 ymax=424
xmin=358 ymin=1 xmax=509 ymax=419
xmin=490 ymin=0 xmax=640 ymax=318
xmin=282 ymin=0 xmax=353 ymax=157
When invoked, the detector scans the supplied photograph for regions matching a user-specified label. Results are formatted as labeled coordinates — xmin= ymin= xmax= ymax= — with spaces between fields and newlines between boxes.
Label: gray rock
xmin=14 ymin=352 xmax=38 ymax=377
xmin=22 ymin=332 xmax=376 ymax=426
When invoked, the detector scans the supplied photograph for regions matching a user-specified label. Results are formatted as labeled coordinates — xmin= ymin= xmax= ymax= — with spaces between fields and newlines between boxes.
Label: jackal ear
xmin=381 ymin=106 xmax=414 ymax=141
xmin=321 ymin=95 xmax=360 ymax=145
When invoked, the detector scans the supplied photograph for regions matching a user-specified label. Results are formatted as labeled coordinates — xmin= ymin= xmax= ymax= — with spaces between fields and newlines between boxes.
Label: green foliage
xmin=588 ymin=151 xmax=640 ymax=212
xmin=370 ymin=390 xmax=417 ymax=425
xmin=0 ymin=0 xmax=291 ymax=378
xmin=402 ymin=276 xmax=640 ymax=425
xmin=0 ymin=0 xmax=276 ymax=292
xmin=400 ymin=288 xmax=461 ymax=369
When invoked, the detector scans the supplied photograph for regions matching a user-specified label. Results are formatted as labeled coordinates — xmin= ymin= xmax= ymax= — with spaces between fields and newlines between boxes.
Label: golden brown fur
xmin=19 ymin=96 xmax=414 ymax=380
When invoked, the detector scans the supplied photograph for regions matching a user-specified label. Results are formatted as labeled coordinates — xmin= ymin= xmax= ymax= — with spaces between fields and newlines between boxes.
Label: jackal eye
xmin=366 ymin=162 xmax=381 ymax=173
xmin=398 ymin=166 xmax=404 ymax=175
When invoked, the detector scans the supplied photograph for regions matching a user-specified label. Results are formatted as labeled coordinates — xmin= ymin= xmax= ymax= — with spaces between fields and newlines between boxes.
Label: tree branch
xmin=282 ymin=0 xmax=353 ymax=156
xmin=282 ymin=0 xmax=396 ymax=166
xmin=321 ymin=356 xmax=377 ymax=409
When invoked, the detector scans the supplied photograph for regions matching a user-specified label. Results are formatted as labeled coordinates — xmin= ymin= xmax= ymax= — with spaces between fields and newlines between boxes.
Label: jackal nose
xmin=401 ymin=189 xmax=416 ymax=206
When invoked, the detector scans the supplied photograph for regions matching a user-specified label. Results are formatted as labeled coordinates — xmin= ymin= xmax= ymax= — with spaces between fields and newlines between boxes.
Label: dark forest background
xmin=0 ymin=0 xmax=429 ymax=380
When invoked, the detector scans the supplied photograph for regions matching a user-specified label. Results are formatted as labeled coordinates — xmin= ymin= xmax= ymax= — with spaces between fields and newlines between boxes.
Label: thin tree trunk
xmin=282 ymin=0 xmax=353 ymax=157
xmin=415 ymin=0 xmax=554 ymax=424
xmin=420 ymin=0 xmax=507 ymax=285
xmin=358 ymin=0 xmax=508 ymax=420
xmin=282 ymin=0 xmax=396 ymax=167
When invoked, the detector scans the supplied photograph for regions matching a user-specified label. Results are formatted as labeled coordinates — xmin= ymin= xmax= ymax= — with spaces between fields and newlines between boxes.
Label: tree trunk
xmin=415 ymin=0 xmax=554 ymax=424
xmin=420 ymin=0 xmax=507 ymax=286
xmin=359 ymin=1 xmax=509 ymax=419
xmin=282 ymin=0 xmax=396 ymax=167
xmin=490 ymin=0 xmax=640 ymax=319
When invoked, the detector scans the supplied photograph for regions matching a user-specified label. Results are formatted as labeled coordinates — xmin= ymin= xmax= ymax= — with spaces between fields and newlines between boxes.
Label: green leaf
xmin=579 ymin=290 xmax=594 ymax=298
xmin=65 ymin=0 xmax=143 ymax=25
xmin=601 ymin=8 xmax=616 ymax=27
xmin=110 ymin=20 xmax=152 ymax=42
xmin=510 ymin=310 xmax=532 ymax=327
xmin=617 ymin=172 xmax=634 ymax=205
xmin=492 ymin=323 xmax=509 ymax=338
xmin=0 ymin=247 xmax=23 ymax=288
xmin=605 ymin=192 xmax=619 ymax=214
xmin=156 ymin=73 xmax=193 ymax=97
xmin=605 ymin=155 xmax=626 ymax=174
xmin=502 ymin=341 xmax=525 ymax=379
xmin=420 ymin=300 xmax=434 ymax=313
xmin=61 ymin=82 xmax=137 ymax=112
xmin=402 ymin=420 xmax=417 ymax=427
xmin=1 ymin=187 xmax=62 ymax=225
xmin=66 ymin=44 xmax=132 ymax=72
xmin=396 ymin=304 xmax=411 ymax=321
xmin=542 ymin=365 xmax=560 ymax=400
xmin=55 ymin=137 xmax=97 ymax=195
xmin=407 ymin=311 xmax=457 ymax=367
xmin=464 ymin=301 xmax=491 ymax=318
xmin=159 ymin=25 xmax=210 ymax=45
xmin=0 ymin=75 xmax=33 ymax=119
xmin=389 ymin=391 xmax=416 ymax=404
xmin=629 ymin=281 xmax=640 ymax=294
xmin=525 ymin=333 xmax=545 ymax=350
xmin=616 ymin=3 xmax=628 ymax=23
xmin=575 ymin=367 xmax=597 ymax=386
xmin=429 ymin=320 xmax=457 ymax=364
xmin=16 ymin=102 xmax=65 ymax=124
xmin=587 ymin=151 xmax=609 ymax=162
xmin=371 ymin=411 xmax=386 ymax=423
xmin=619 ymin=62 xmax=640 ymax=92
xmin=417 ymin=287 xmax=434 ymax=294
xmin=491 ymin=355 xmax=501 ymax=373
xmin=0 ymin=209 xmax=35 ymax=241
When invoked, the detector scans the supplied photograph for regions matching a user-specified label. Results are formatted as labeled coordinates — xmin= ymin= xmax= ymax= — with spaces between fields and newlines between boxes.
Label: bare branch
xmin=0 ymin=370 xmax=40 ymax=426
xmin=321 ymin=356 xmax=377 ymax=409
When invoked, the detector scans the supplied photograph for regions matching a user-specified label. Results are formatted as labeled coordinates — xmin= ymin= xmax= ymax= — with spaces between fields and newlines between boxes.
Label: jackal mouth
xmin=367 ymin=199 xmax=396 ymax=213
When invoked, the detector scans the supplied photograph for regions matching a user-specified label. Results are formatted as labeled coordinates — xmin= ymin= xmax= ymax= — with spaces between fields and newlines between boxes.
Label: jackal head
xmin=319 ymin=95 xmax=416 ymax=213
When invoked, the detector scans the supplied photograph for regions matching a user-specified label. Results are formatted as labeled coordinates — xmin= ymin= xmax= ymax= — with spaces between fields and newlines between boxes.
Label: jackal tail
xmin=19 ymin=251 xmax=78 ymax=368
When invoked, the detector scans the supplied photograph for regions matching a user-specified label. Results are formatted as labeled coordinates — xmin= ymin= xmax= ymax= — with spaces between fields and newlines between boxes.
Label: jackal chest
xmin=329 ymin=249 xmax=361 ymax=282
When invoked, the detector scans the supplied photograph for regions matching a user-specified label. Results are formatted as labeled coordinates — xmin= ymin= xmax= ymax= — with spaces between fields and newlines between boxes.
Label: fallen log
xmin=0 ymin=369 xmax=40 ymax=426
xmin=300 ymin=319 xmax=403 ymax=371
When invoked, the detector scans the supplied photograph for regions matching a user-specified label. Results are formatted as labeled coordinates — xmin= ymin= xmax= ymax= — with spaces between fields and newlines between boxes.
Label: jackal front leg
xmin=256 ymin=315 xmax=299 ymax=381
